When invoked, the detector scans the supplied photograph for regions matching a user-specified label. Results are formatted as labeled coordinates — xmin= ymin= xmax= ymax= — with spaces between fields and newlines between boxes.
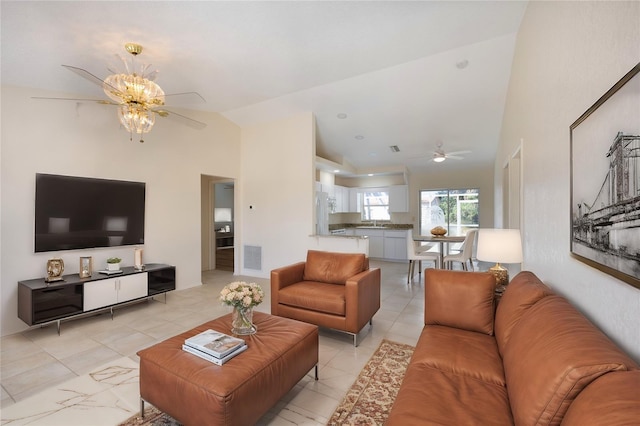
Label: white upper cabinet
xmin=333 ymin=185 xmax=351 ymax=213
xmin=349 ymin=188 xmax=361 ymax=213
xmin=389 ymin=185 xmax=409 ymax=212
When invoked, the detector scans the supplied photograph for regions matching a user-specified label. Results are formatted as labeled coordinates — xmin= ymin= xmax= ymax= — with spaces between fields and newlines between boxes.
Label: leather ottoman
xmin=137 ymin=312 xmax=319 ymax=426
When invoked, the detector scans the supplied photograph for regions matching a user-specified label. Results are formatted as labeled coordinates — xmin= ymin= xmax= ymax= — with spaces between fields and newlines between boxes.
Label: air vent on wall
xmin=243 ymin=245 xmax=262 ymax=270
xmin=389 ymin=145 xmax=400 ymax=152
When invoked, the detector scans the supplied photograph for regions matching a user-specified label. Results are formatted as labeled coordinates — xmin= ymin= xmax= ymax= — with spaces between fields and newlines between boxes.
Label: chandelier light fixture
xmin=102 ymin=43 xmax=165 ymax=143
xmin=33 ymin=42 xmax=206 ymax=142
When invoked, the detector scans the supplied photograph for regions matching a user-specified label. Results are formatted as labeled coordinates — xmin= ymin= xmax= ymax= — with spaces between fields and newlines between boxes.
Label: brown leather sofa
xmin=387 ymin=269 xmax=640 ymax=425
xmin=271 ymin=250 xmax=381 ymax=346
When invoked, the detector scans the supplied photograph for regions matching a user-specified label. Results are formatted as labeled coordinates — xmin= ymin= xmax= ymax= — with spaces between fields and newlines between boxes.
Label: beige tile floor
xmin=1 ymin=260 xmax=458 ymax=425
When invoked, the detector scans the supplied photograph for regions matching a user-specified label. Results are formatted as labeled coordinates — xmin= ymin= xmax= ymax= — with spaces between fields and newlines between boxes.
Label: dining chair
xmin=406 ymin=230 xmax=440 ymax=283
xmin=442 ymin=229 xmax=477 ymax=271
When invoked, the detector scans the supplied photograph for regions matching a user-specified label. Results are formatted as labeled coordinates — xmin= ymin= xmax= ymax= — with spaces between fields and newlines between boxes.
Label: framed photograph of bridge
xmin=570 ymin=62 xmax=640 ymax=289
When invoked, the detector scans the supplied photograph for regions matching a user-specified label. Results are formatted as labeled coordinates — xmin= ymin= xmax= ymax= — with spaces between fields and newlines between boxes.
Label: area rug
xmin=119 ymin=339 xmax=414 ymax=426
xmin=327 ymin=339 xmax=415 ymax=426
xmin=118 ymin=406 xmax=181 ymax=425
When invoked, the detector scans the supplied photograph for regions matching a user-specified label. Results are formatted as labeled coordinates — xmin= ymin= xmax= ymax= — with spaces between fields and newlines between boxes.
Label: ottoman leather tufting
xmin=138 ymin=312 xmax=319 ymax=426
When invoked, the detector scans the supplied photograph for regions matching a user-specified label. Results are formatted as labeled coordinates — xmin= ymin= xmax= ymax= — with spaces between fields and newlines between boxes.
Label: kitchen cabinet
xmin=84 ymin=273 xmax=147 ymax=312
xmin=383 ymin=230 xmax=408 ymax=260
xmin=355 ymin=228 xmax=384 ymax=258
xmin=316 ymin=182 xmax=351 ymax=213
xmin=389 ymin=185 xmax=409 ymax=212
xmin=333 ymin=185 xmax=345 ymax=213
xmin=323 ymin=183 xmax=336 ymax=198
xmin=315 ymin=182 xmax=335 ymax=197
xmin=349 ymin=188 xmax=361 ymax=213
xmin=354 ymin=228 xmax=409 ymax=261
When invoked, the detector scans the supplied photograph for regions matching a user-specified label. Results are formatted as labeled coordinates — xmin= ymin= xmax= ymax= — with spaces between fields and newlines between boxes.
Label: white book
xmin=97 ymin=269 xmax=124 ymax=275
xmin=182 ymin=343 xmax=247 ymax=366
xmin=184 ymin=329 xmax=245 ymax=358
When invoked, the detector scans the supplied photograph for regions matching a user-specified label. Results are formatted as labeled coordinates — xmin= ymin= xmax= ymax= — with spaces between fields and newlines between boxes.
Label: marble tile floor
xmin=1 ymin=260 xmax=437 ymax=425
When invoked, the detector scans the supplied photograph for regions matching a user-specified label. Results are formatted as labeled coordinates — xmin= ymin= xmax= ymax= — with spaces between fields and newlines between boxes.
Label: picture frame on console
xmin=79 ymin=256 xmax=92 ymax=278
xmin=570 ymin=62 xmax=640 ymax=289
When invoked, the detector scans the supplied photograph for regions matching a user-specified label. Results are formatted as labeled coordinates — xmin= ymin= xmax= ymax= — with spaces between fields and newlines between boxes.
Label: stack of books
xmin=182 ymin=329 xmax=247 ymax=366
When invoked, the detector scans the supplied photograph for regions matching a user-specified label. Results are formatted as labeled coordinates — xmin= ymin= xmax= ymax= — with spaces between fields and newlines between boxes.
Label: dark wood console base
xmin=18 ymin=263 xmax=175 ymax=334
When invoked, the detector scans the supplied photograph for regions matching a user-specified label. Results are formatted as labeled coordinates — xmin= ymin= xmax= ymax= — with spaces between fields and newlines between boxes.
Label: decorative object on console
xmin=106 ymin=257 xmax=122 ymax=271
xmin=220 ymin=281 xmax=264 ymax=335
xmin=33 ymin=43 xmax=207 ymax=143
xmin=45 ymin=258 xmax=64 ymax=283
xmin=79 ymin=256 xmax=92 ymax=278
xmin=134 ymin=248 xmax=144 ymax=270
xmin=476 ymin=228 xmax=523 ymax=296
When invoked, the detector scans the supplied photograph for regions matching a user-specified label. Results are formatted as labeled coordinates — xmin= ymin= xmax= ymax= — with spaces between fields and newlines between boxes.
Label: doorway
xmin=201 ymin=175 xmax=235 ymax=272
xmin=503 ymin=143 xmax=523 ymax=230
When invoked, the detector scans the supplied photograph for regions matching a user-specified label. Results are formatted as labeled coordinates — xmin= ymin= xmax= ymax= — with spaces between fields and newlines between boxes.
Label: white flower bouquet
xmin=219 ymin=281 xmax=264 ymax=309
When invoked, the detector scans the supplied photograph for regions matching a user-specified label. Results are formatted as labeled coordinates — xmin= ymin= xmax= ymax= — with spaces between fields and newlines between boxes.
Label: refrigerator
xmin=316 ymin=191 xmax=329 ymax=235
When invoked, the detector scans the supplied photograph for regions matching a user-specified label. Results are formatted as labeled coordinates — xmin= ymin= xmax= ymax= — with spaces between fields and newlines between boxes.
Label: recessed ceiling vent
xmin=389 ymin=145 xmax=400 ymax=153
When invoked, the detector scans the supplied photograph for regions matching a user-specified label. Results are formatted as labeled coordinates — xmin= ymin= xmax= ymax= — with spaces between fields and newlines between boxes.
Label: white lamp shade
xmin=476 ymin=229 xmax=523 ymax=264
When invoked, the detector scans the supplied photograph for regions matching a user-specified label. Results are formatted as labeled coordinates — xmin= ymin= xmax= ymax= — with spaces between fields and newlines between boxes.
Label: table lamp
xmin=476 ymin=229 xmax=523 ymax=295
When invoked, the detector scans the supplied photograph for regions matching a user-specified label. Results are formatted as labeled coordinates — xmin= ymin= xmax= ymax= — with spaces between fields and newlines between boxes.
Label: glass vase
xmin=231 ymin=306 xmax=257 ymax=335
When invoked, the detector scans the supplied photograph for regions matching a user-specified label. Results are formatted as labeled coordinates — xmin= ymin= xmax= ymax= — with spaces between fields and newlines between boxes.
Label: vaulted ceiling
xmin=1 ymin=1 xmax=527 ymax=175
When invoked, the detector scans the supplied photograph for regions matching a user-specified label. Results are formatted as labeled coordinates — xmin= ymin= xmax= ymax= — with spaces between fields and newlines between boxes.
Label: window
xmin=361 ymin=190 xmax=391 ymax=221
xmin=420 ymin=189 xmax=479 ymax=236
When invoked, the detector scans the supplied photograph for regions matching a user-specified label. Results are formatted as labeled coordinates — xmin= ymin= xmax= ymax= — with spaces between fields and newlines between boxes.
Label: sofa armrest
xmin=271 ymin=262 xmax=306 ymax=313
xmin=344 ymin=268 xmax=381 ymax=333
xmin=424 ymin=269 xmax=496 ymax=335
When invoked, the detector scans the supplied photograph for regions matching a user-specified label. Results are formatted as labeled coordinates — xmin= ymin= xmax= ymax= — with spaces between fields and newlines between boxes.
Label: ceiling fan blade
xmin=161 ymin=92 xmax=206 ymax=105
xmin=62 ymin=64 xmax=120 ymax=94
xmin=446 ymin=150 xmax=472 ymax=156
xmin=154 ymin=108 xmax=207 ymax=130
xmin=32 ymin=96 xmax=119 ymax=106
xmin=446 ymin=155 xmax=465 ymax=160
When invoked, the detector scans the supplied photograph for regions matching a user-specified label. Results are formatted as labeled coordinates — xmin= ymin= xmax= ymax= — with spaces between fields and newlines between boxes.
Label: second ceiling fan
xmin=431 ymin=140 xmax=470 ymax=163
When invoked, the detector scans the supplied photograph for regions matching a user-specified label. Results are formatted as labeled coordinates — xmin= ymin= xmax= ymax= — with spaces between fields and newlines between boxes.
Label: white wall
xmin=1 ymin=86 xmax=241 ymax=336
xmin=497 ymin=1 xmax=640 ymax=360
xmin=238 ymin=112 xmax=316 ymax=277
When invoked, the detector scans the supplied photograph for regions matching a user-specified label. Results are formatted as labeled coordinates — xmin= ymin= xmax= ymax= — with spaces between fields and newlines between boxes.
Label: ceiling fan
xmin=431 ymin=140 xmax=471 ymax=163
xmin=34 ymin=43 xmax=207 ymax=143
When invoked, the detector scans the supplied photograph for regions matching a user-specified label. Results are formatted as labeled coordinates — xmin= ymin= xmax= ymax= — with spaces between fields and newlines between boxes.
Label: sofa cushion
xmin=503 ymin=295 xmax=638 ymax=425
xmin=302 ymin=250 xmax=366 ymax=285
xmin=387 ymin=363 xmax=513 ymax=426
xmin=412 ymin=325 xmax=506 ymax=386
xmin=278 ymin=281 xmax=345 ymax=315
xmin=495 ymin=271 xmax=555 ymax=355
xmin=561 ymin=370 xmax=640 ymax=426
xmin=424 ymin=269 xmax=496 ymax=335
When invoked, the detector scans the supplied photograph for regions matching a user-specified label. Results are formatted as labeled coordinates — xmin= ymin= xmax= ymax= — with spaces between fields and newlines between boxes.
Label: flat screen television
xmin=35 ymin=173 xmax=145 ymax=252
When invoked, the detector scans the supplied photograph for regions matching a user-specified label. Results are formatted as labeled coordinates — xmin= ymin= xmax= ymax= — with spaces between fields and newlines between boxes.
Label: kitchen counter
xmin=329 ymin=223 xmax=413 ymax=231
xmin=309 ymin=234 xmax=368 ymax=239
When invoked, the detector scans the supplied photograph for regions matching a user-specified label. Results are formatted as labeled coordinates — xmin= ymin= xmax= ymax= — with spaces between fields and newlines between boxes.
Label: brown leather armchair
xmin=271 ymin=250 xmax=381 ymax=346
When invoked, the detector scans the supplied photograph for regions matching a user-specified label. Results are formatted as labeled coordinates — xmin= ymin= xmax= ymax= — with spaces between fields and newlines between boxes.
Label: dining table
xmin=414 ymin=234 xmax=466 ymax=268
